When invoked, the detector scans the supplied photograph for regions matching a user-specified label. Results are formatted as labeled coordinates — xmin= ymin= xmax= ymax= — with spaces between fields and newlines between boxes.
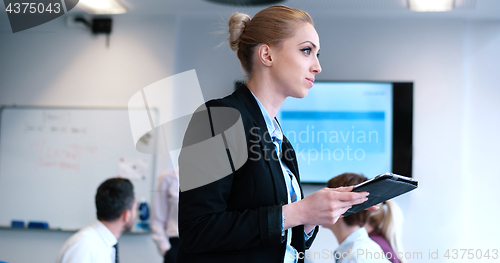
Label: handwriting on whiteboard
xmin=25 ymin=124 xmax=87 ymax=134
xmin=31 ymin=140 xmax=98 ymax=173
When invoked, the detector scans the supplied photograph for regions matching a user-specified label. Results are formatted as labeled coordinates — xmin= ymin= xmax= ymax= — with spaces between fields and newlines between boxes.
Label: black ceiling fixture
xmin=206 ymin=0 xmax=285 ymax=6
xmin=75 ymin=17 xmax=113 ymax=48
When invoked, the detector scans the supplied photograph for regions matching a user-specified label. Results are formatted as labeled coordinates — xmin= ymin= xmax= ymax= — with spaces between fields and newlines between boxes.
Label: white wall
xmin=174 ymin=15 xmax=500 ymax=263
xmin=1 ymin=10 xmax=499 ymax=263
xmin=461 ymin=21 xmax=500 ymax=250
xmin=173 ymin=14 xmax=245 ymax=101
xmin=0 ymin=13 xmax=176 ymax=263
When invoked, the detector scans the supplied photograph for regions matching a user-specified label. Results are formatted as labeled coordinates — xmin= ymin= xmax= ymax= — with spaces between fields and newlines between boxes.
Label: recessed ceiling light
xmin=409 ymin=0 xmax=455 ymax=12
xmin=206 ymin=0 xmax=285 ymax=6
xmin=79 ymin=0 xmax=127 ymax=14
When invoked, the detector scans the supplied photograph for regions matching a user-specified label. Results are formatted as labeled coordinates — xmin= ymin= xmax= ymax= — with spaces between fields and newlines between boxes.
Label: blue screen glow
xmin=277 ymin=82 xmax=393 ymax=182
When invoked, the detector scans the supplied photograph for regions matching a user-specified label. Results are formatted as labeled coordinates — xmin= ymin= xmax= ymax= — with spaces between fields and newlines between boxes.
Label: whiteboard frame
xmin=0 ymin=105 xmax=158 ymax=232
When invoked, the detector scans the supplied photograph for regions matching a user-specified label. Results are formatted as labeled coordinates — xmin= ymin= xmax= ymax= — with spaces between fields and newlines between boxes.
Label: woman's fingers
xmin=333 ymin=186 xmax=354 ymax=192
xmin=365 ymin=205 xmax=379 ymax=211
xmin=329 ymin=191 xmax=369 ymax=213
xmin=333 ymin=190 xmax=369 ymax=202
xmin=300 ymin=187 xmax=371 ymax=226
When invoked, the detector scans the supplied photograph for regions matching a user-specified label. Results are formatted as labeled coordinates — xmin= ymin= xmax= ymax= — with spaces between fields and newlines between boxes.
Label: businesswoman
xmin=177 ymin=5 xmax=370 ymax=263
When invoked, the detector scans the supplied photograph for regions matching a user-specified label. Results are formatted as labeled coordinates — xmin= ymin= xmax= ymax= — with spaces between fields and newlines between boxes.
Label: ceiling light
xmin=409 ymin=0 xmax=455 ymax=12
xmin=78 ymin=0 xmax=127 ymax=14
xmin=206 ymin=0 xmax=284 ymax=6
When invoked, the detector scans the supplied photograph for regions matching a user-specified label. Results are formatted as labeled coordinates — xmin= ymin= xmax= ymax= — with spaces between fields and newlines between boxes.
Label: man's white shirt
xmin=56 ymin=220 xmax=117 ymax=263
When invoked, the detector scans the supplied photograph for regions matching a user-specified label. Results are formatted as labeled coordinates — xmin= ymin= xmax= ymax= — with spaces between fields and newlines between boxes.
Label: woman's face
xmin=271 ymin=22 xmax=322 ymax=99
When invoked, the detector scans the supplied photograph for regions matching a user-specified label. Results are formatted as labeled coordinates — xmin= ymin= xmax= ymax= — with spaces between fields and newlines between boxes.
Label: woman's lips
xmin=306 ymin=78 xmax=314 ymax=87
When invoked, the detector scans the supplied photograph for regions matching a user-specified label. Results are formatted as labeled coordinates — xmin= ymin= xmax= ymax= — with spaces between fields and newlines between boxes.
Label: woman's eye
xmin=300 ymin=47 xmax=311 ymax=55
xmin=317 ymin=52 xmax=320 ymax=58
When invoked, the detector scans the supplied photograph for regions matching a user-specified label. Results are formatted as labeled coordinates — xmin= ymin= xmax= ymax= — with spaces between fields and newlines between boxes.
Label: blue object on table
xmin=138 ymin=202 xmax=149 ymax=221
xmin=136 ymin=221 xmax=150 ymax=231
xmin=27 ymin=221 xmax=49 ymax=229
xmin=136 ymin=201 xmax=150 ymax=231
xmin=11 ymin=220 xmax=25 ymax=228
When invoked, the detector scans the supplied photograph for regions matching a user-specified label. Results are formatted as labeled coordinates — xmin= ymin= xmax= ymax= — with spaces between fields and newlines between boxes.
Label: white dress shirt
xmin=150 ymin=169 xmax=179 ymax=256
xmin=334 ymin=227 xmax=390 ymax=263
xmin=56 ymin=220 xmax=117 ymax=263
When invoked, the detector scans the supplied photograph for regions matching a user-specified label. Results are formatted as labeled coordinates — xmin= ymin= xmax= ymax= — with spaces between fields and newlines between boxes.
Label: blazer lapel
xmin=274 ymin=117 xmax=300 ymax=179
xmin=254 ymin=119 xmax=288 ymax=204
xmin=275 ymin=117 xmax=305 ymax=199
xmin=234 ymin=86 xmax=288 ymax=204
xmin=281 ymin=137 xmax=299 ymax=177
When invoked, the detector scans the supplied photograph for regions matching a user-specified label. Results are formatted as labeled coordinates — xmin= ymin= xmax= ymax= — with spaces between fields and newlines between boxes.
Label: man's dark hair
xmin=326 ymin=173 xmax=371 ymax=227
xmin=95 ymin=178 xmax=135 ymax=221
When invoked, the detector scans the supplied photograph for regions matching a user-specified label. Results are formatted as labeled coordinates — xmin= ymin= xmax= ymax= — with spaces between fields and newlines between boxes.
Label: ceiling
xmin=111 ymin=0 xmax=500 ymax=20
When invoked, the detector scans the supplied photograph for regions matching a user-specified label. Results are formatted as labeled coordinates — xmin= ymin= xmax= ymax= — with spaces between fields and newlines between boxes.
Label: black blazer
xmin=176 ymin=84 xmax=319 ymax=263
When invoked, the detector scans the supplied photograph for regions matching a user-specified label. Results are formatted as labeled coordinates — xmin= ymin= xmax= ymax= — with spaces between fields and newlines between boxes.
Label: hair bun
xmin=228 ymin=13 xmax=251 ymax=52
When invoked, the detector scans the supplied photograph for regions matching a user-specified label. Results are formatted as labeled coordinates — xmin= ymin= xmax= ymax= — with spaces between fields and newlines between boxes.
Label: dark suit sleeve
xmin=177 ymin=101 xmax=284 ymax=254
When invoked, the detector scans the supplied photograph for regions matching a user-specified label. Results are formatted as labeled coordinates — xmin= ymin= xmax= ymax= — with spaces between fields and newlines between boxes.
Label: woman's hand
xmin=282 ymin=186 xmax=369 ymax=230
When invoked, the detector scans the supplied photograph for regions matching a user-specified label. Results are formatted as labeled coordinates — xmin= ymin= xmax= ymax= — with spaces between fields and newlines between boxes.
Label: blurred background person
xmin=365 ymin=200 xmax=405 ymax=263
xmin=151 ymin=168 xmax=180 ymax=263
xmin=323 ymin=173 xmax=390 ymax=263
xmin=56 ymin=178 xmax=136 ymax=263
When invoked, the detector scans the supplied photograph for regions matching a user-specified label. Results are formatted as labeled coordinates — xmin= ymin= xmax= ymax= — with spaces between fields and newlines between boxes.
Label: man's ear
xmin=122 ymin=209 xmax=131 ymax=223
xmin=256 ymin=44 xmax=273 ymax=67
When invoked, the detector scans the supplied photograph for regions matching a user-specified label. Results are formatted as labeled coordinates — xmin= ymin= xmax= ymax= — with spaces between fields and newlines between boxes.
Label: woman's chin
xmin=298 ymin=89 xmax=310 ymax=98
xmin=287 ymin=87 xmax=310 ymax=99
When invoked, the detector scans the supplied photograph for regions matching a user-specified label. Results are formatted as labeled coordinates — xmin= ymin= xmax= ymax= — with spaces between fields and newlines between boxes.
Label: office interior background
xmin=1 ymin=0 xmax=499 ymax=262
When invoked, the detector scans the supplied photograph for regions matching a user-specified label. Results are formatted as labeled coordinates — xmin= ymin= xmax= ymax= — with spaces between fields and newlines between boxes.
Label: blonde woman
xmin=177 ymin=5 xmax=372 ymax=263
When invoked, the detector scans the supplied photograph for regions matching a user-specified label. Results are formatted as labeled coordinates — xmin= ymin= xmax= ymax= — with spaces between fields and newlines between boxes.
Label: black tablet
xmin=342 ymin=173 xmax=418 ymax=217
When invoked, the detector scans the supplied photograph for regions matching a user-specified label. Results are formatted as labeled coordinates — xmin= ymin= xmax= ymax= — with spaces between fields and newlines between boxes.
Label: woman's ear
xmin=256 ymin=44 xmax=273 ymax=67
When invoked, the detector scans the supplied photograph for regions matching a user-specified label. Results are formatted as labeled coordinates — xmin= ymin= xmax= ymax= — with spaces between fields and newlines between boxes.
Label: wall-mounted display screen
xmin=275 ymin=82 xmax=413 ymax=183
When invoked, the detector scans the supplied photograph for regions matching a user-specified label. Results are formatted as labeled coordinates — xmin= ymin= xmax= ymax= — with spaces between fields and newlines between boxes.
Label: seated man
xmin=56 ymin=178 xmax=137 ymax=263
xmin=323 ymin=173 xmax=390 ymax=263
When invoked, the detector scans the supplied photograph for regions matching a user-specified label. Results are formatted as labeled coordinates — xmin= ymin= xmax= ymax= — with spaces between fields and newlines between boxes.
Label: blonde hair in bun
xmin=228 ymin=13 xmax=251 ymax=52
xmin=227 ymin=5 xmax=313 ymax=74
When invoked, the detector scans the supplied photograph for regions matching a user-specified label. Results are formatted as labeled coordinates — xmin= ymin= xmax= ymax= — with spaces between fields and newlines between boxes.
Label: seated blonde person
xmin=365 ymin=200 xmax=405 ymax=263
xmin=323 ymin=173 xmax=390 ymax=263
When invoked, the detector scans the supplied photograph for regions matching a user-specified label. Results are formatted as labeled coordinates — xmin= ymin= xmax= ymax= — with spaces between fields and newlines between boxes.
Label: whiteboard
xmin=0 ymin=107 xmax=157 ymax=230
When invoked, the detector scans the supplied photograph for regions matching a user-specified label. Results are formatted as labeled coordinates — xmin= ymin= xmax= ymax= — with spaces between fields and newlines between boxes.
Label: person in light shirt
xmin=365 ymin=200 xmax=405 ymax=263
xmin=150 ymin=168 xmax=180 ymax=263
xmin=56 ymin=178 xmax=137 ymax=263
xmin=323 ymin=173 xmax=390 ymax=263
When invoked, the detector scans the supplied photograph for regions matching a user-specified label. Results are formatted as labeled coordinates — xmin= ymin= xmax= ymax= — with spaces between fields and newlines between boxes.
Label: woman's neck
xmin=246 ymin=73 xmax=286 ymax=119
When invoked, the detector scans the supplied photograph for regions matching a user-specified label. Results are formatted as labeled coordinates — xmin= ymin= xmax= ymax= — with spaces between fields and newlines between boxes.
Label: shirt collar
xmin=337 ymin=227 xmax=369 ymax=251
xmin=92 ymin=220 xmax=118 ymax=248
xmin=250 ymin=91 xmax=283 ymax=141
